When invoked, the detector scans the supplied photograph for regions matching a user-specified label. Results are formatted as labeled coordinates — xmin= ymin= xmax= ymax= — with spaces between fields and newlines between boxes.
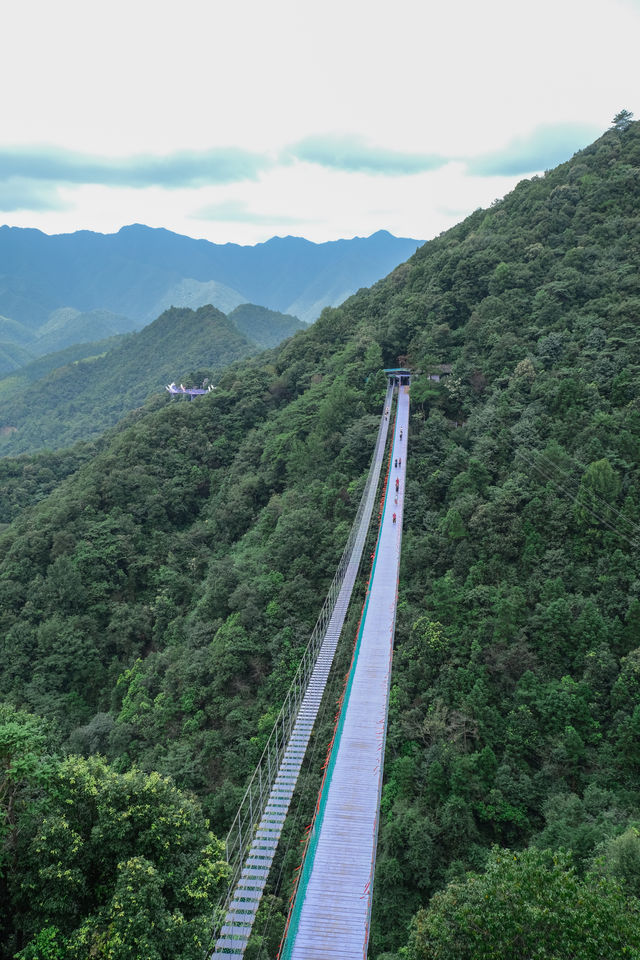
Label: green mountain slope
xmin=0 ymin=443 xmax=101 ymax=528
xmin=0 ymin=333 xmax=128 ymax=402
xmin=0 ymin=341 xmax=34 ymax=376
xmin=145 ymin=276 xmax=247 ymax=321
xmin=0 ymin=313 xmax=34 ymax=346
xmin=0 ymin=314 xmax=36 ymax=373
xmin=228 ymin=303 xmax=306 ymax=348
xmin=0 ymin=305 xmax=255 ymax=456
xmin=0 ymin=301 xmax=306 ymax=457
xmin=31 ymin=306 xmax=140 ymax=356
xmin=1 ymin=121 xmax=640 ymax=956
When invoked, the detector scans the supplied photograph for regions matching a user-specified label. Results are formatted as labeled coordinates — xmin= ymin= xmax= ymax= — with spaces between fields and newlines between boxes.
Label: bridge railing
xmin=218 ymin=383 xmax=395 ymax=919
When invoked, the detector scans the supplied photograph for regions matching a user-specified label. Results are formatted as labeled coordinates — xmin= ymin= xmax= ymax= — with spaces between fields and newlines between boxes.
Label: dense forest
xmin=0 ymin=304 xmax=304 ymax=458
xmin=1 ymin=120 xmax=640 ymax=958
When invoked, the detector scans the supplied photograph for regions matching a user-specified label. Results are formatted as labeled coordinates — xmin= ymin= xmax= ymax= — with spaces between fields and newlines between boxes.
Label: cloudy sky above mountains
xmin=1 ymin=0 xmax=638 ymax=245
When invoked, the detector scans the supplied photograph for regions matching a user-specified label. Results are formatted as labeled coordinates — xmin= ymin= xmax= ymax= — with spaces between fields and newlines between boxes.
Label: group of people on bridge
xmin=392 ymin=427 xmax=404 ymax=525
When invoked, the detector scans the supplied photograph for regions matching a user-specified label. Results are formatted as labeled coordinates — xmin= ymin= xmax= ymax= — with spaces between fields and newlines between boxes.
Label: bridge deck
xmin=282 ymin=386 xmax=409 ymax=959
xmin=212 ymin=384 xmax=395 ymax=957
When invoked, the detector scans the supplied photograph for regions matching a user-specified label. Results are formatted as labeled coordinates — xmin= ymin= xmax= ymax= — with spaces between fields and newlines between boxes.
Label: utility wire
xmin=526 ymin=443 xmax=640 ymax=537
xmin=512 ymin=446 xmax=640 ymax=550
xmin=476 ymin=413 xmax=640 ymax=547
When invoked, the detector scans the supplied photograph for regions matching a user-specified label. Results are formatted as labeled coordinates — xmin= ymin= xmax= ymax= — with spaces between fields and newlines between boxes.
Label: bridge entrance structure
xmin=384 ymin=366 xmax=412 ymax=387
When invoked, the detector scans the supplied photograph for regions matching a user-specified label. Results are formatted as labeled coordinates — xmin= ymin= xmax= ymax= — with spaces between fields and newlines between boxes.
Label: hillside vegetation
xmin=227 ymin=303 xmax=306 ymax=348
xmin=1 ymin=121 xmax=640 ymax=957
xmin=0 ymin=341 xmax=33 ymax=376
xmin=0 ymin=303 xmax=305 ymax=458
xmin=0 ymin=333 xmax=128 ymax=398
xmin=30 ymin=307 xmax=139 ymax=357
xmin=0 ymin=305 xmax=271 ymax=457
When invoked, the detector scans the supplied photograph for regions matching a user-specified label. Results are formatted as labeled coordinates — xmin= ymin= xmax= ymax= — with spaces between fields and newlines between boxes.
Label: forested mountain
xmin=144 ymin=276 xmax=247 ymax=322
xmin=0 ymin=315 xmax=37 ymax=375
xmin=0 ymin=226 xmax=420 ymax=343
xmin=0 ymin=303 xmax=306 ymax=458
xmin=0 ymin=306 xmax=253 ymax=457
xmin=227 ymin=303 xmax=306 ymax=348
xmin=0 ymin=308 xmax=139 ymax=374
xmin=29 ymin=307 xmax=140 ymax=358
xmin=0 ymin=341 xmax=33 ymax=376
xmin=1 ymin=121 xmax=640 ymax=958
xmin=0 ymin=333 xmax=127 ymax=391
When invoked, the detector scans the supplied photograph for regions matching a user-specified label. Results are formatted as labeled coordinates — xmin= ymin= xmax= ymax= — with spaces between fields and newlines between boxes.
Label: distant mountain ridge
xmin=32 ymin=307 xmax=140 ymax=356
xmin=144 ymin=277 xmax=246 ymax=322
xmin=0 ymin=225 xmax=421 ymax=330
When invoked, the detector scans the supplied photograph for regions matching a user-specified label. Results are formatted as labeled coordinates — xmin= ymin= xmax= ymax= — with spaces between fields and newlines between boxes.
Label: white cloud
xmin=0 ymin=0 xmax=638 ymax=243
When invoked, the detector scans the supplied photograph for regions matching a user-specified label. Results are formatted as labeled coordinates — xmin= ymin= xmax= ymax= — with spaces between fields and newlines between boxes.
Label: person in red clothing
xmin=395 ymin=478 xmax=399 ymax=492
xmin=392 ymin=512 xmax=397 ymax=524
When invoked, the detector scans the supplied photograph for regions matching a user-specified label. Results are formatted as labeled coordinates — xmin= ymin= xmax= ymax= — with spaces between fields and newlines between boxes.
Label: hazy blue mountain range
xmin=144 ymin=277 xmax=247 ymax=322
xmin=0 ymin=302 xmax=305 ymax=456
xmin=0 ymin=225 xmax=422 ymax=340
xmin=0 ymin=313 xmax=33 ymax=345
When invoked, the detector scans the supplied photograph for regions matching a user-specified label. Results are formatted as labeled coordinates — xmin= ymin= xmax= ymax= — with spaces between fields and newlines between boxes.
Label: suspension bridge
xmin=212 ymin=370 xmax=410 ymax=957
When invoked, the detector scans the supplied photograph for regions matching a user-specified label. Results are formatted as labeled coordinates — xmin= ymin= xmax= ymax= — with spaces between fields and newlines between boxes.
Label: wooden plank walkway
xmin=281 ymin=385 xmax=409 ymax=959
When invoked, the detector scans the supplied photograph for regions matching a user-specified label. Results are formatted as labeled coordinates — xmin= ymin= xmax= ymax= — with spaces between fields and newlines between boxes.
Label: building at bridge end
xmin=384 ymin=367 xmax=411 ymax=387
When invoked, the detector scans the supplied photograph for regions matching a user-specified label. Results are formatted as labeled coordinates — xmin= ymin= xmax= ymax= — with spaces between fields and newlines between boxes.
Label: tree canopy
xmin=407 ymin=847 xmax=640 ymax=960
xmin=0 ymin=705 xmax=226 ymax=960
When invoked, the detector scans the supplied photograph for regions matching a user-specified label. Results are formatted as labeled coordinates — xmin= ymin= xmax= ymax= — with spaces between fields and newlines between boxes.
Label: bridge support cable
xmin=280 ymin=384 xmax=410 ymax=960
xmin=211 ymin=384 xmax=395 ymax=957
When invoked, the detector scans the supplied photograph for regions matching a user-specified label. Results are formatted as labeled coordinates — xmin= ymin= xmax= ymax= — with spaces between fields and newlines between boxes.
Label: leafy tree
xmin=0 ymin=707 xmax=226 ymax=960
xmin=573 ymin=457 xmax=621 ymax=530
xmin=592 ymin=826 xmax=640 ymax=898
xmin=407 ymin=847 xmax=640 ymax=960
xmin=612 ymin=109 xmax=634 ymax=132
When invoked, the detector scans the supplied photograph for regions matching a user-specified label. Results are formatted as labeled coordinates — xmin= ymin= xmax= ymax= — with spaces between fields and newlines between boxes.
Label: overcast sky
xmin=1 ymin=0 xmax=637 ymax=245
